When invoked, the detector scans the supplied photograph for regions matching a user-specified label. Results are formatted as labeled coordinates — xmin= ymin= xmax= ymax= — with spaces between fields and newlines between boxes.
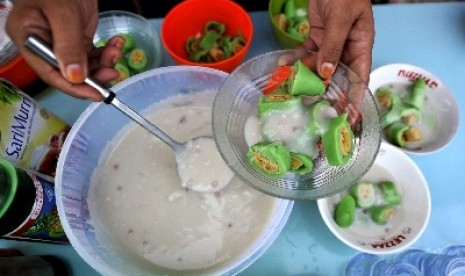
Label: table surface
xmin=1 ymin=2 xmax=465 ymax=275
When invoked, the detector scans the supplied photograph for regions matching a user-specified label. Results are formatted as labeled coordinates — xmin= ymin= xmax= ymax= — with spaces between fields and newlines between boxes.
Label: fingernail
xmin=65 ymin=64 xmax=85 ymax=83
xmin=113 ymin=37 xmax=125 ymax=49
xmin=112 ymin=55 xmax=122 ymax=65
xmin=321 ymin=62 xmax=335 ymax=78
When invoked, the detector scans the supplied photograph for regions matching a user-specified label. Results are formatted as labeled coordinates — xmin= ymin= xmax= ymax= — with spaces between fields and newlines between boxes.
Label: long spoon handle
xmin=25 ymin=35 xmax=181 ymax=150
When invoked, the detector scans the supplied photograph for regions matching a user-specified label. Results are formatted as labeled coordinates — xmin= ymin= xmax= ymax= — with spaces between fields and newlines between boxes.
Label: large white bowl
xmin=55 ymin=66 xmax=293 ymax=276
xmin=317 ymin=142 xmax=431 ymax=255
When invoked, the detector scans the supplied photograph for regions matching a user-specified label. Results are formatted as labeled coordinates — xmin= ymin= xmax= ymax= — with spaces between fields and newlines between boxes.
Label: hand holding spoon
xmin=25 ymin=35 xmax=233 ymax=193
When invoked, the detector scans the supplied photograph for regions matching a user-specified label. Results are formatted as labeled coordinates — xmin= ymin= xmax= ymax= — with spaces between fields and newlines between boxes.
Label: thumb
xmin=44 ymin=3 xmax=92 ymax=84
xmin=315 ymin=9 xmax=351 ymax=80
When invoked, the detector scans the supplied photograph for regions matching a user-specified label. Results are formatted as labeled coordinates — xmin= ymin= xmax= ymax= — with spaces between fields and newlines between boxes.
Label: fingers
xmin=313 ymin=1 xmax=352 ymax=80
xmin=93 ymin=36 xmax=125 ymax=70
xmin=5 ymin=0 xmax=113 ymax=100
xmin=43 ymin=0 xmax=94 ymax=83
xmin=308 ymin=0 xmax=374 ymax=85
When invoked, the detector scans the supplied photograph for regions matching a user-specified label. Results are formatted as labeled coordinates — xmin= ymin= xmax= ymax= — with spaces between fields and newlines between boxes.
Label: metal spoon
xmin=25 ymin=35 xmax=233 ymax=193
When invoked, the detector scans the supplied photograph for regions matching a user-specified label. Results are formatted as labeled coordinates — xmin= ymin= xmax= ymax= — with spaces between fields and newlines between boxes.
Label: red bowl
xmin=161 ymin=0 xmax=253 ymax=73
xmin=0 ymin=54 xmax=39 ymax=89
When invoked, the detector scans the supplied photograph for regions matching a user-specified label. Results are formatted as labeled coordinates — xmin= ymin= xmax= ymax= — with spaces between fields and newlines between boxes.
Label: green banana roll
xmin=334 ymin=195 xmax=356 ymax=228
xmin=247 ymin=141 xmax=291 ymax=177
xmin=322 ymin=113 xmax=354 ymax=166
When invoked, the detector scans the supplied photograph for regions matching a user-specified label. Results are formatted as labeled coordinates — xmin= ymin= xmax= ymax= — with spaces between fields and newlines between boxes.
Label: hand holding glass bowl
xmin=212 ymin=49 xmax=381 ymax=200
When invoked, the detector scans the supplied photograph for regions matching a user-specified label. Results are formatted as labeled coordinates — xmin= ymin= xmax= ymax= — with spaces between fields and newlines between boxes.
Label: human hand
xmin=304 ymin=0 xmax=374 ymax=85
xmin=5 ymin=0 xmax=123 ymax=101
xmin=299 ymin=0 xmax=374 ymax=125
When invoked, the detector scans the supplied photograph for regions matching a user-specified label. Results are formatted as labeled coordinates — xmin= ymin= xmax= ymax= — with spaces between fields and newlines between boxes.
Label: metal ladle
xmin=25 ymin=35 xmax=233 ymax=193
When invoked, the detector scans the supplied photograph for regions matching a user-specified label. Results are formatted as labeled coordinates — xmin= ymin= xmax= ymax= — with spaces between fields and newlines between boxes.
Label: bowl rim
xmin=98 ymin=9 xmax=150 ymax=21
xmin=160 ymin=0 xmax=254 ymax=67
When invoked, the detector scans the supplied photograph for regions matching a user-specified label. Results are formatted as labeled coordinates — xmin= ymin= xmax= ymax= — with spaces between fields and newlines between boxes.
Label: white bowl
xmin=55 ymin=66 xmax=293 ymax=276
xmin=317 ymin=142 xmax=431 ymax=255
xmin=369 ymin=63 xmax=459 ymax=155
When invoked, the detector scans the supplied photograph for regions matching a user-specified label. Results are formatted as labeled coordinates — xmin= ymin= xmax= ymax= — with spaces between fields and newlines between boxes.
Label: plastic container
xmin=0 ymin=79 xmax=70 ymax=178
xmin=345 ymin=253 xmax=421 ymax=276
xmin=443 ymin=245 xmax=465 ymax=257
xmin=161 ymin=0 xmax=253 ymax=72
xmin=396 ymin=248 xmax=465 ymax=275
xmin=0 ymin=158 xmax=67 ymax=243
xmin=55 ymin=66 xmax=293 ymax=276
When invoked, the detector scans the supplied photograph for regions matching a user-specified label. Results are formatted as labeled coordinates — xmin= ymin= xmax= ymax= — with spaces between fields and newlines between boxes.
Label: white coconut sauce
xmin=88 ymin=92 xmax=279 ymax=274
xmin=244 ymin=102 xmax=338 ymax=159
xmin=176 ymin=137 xmax=234 ymax=192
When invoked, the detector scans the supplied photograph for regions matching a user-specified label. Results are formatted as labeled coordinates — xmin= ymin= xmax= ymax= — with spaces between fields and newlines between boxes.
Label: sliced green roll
xmin=400 ymin=105 xmax=422 ymax=124
xmin=247 ymin=141 xmax=291 ymax=177
xmin=379 ymin=181 xmax=401 ymax=205
xmin=334 ymin=195 xmax=356 ymax=228
xmin=204 ymin=21 xmax=225 ymax=35
xmin=375 ymin=86 xmax=400 ymax=110
xmin=289 ymin=152 xmax=314 ymax=175
xmin=307 ymin=99 xmax=338 ymax=136
xmin=386 ymin=121 xmax=409 ymax=147
xmin=128 ymin=48 xmax=148 ymax=73
xmin=350 ymin=182 xmax=377 ymax=209
xmin=119 ymin=33 xmax=137 ymax=54
xmin=386 ymin=121 xmax=422 ymax=148
xmin=369 ymin=205 xmax=395 ymax=225
xmin=380 ymin=103 xmax=403 ymax=128
xmin=321 ymin=113 xmax=354 ymax=166
xmin=257 ymin=94 xmax=302 ymax=118
xmin=199 ymin=31 xmax=221 ymax=51
xmin=287 ymin=60 xmax=326 ymax=96
xmin=403 ymin=78 xmax=427 ymax=110
xmin=110 ymin=58 xmax=131 ymax=86
xmin=283 ymin=0 xmax=297 ymax=20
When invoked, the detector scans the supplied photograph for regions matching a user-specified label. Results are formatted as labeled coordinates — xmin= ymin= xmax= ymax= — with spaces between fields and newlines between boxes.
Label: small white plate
xmin=369 ymin=63 xmax=459 ymax=155
xmin=317 ymin=142 xmax=431 ymax=255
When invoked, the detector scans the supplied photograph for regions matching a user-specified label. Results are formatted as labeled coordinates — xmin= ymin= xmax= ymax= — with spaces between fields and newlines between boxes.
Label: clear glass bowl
xmin=94 ymin=10 xmax=162 ymax=70
xmin=213 ymin=50 xmax=381 ymax=200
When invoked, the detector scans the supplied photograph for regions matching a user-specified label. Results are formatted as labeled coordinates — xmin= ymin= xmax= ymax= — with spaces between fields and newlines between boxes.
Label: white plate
xmin=317 ymin=142 xmax=431 ymax=255
xmin=369 ymin=63 xmax=459 ymax=155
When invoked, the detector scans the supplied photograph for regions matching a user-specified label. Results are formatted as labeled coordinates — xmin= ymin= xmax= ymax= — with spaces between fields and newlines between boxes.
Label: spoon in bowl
xmin=25 ymin=35 xmax=234 ymax=193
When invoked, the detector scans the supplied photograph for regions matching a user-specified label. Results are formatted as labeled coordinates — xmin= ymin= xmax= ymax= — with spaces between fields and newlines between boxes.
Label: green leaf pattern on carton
xmin=0 ymin=81 xmax=22 ymax=105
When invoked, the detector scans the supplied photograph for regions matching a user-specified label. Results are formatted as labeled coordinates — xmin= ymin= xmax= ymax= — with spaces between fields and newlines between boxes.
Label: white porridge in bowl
xmin=88 ymin=91 xmax=290 ymax=275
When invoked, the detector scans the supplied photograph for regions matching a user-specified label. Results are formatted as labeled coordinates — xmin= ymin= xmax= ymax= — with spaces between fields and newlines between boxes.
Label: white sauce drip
xmin=177 ymin=137 xmax=234 ymax=192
